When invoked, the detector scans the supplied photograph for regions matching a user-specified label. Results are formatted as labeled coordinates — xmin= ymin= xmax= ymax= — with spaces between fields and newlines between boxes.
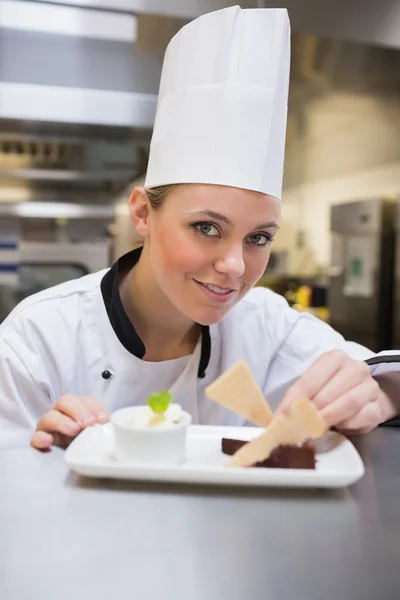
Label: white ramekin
xmin=111 ymin=406 xmax=192 ymax=465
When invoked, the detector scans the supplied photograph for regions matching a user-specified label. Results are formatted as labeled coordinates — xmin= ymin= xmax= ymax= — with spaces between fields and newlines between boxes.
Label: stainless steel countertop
xmin=1 ymin=428 xmax=399 ymax=600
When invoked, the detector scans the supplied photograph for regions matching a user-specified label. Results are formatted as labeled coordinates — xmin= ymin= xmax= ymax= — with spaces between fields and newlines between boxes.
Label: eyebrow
xmin=187 ymin=209 xmax=279 ymax=230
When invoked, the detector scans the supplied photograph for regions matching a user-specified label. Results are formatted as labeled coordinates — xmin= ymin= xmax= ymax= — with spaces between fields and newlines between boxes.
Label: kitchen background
xmin=1 ymin=0 xmax=400 ymax=351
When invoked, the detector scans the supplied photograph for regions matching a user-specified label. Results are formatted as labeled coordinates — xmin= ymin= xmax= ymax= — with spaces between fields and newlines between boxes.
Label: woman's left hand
xmin=276 ymin=350 xmax=397 ymax=434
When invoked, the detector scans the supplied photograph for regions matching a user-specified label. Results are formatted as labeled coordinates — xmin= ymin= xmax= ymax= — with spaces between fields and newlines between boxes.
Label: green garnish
xmin=147 ymin=391 xmax=173 ymax=414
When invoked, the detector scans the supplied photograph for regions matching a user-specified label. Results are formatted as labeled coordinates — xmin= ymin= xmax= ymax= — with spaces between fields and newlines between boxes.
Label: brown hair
xmin=145 ymin=184 xmax=184 ymax=210
xmin=131 ymin=184 xmax=185 ymax=249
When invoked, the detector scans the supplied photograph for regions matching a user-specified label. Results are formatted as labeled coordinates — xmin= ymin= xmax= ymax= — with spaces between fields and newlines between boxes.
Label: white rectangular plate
xmin=65 ymin=424 xmax=365 ymax=489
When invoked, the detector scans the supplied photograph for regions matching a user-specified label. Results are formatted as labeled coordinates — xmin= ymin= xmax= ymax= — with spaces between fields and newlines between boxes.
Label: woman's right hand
xmin=31 ymin=394 xmax=110 ymax=450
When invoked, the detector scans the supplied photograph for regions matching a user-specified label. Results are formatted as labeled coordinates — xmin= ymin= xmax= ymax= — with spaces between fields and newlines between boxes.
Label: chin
xmin=186 ymin=305 xmax=232 ymax=326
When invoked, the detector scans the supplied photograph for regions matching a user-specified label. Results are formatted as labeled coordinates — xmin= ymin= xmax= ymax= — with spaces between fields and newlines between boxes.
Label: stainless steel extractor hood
xmin=0 ymin=0 xmax=163 ymax=128
xmin=0 ymin=0 xmax=168 ymax=201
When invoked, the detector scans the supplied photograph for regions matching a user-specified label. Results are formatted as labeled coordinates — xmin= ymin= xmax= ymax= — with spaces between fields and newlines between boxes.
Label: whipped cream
xmin=128 ymin=404 xmax=182 ymax=429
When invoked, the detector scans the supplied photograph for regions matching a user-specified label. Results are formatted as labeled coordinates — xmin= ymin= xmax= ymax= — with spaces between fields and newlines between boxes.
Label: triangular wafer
xmin=290 ymin=397 xmax=328 ymax=439
xmin=228 ymin=397 xmax=328 ymax=468
xmin=228 ymin=414 xmax=309 ymax=467
xmin=205 ymin=359 xmax=273 ymax=427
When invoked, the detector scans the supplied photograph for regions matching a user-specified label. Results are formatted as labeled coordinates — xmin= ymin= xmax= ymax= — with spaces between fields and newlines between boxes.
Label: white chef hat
xmin=145 ymin=5 xmax=291 ymax=201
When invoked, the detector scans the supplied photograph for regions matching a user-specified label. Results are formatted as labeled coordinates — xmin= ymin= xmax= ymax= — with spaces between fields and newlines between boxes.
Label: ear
xmin=128 ymin=187 xmax=151 ymax=238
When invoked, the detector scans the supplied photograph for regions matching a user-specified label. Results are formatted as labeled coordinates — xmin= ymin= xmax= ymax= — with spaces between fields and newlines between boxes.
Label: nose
xmin=214 ymin=243 xmax=245 ymax=278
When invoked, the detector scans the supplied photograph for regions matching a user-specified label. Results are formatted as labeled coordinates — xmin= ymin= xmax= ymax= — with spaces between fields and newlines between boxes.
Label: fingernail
xmin=97 ymin=411 xmax=109 ymax=423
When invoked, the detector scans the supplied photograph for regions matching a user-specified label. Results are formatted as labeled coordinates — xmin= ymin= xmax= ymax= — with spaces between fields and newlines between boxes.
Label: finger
xmin=31 ymin=430 xmax=54 ymax=450
xmin=51 ymin=432 xmax=76 ymax=449
xmin=335 ymin=400 xmax=381 ymax=435
xmin=313 ymin=361 xmax=370 ymax=410
xmin=277 ymin=350 xmax=347 ymax=414
xmin=55 ymin=395 xmax=98 ymax=427
xmin=81 ymin=396 xmax=109 ymax=423
xmin=36 ymin=409 xmax=82 ymax=437
xmin=320 ymin=378 xmax=379 ymax=428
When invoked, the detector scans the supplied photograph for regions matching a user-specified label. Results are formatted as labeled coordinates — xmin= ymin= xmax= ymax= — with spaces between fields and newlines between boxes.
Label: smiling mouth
xmin=194 ymin=280 xmax=238 ymax=295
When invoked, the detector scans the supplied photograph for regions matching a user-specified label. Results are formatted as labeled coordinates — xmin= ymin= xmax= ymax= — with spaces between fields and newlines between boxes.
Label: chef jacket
xmin=1 ymin=248 xmax=399 ymax=448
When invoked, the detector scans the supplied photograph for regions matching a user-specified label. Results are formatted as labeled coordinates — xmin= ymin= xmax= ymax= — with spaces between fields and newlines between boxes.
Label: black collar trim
xmin=100 ymin=247 xmax=211 ymax=378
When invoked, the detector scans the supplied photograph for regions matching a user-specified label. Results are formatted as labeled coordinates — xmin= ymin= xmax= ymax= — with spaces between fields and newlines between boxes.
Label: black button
xmin=101 ymin=370 xmax=113 ymax=380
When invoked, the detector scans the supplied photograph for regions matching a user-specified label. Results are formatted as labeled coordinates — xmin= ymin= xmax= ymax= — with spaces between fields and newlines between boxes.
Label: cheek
xmin=245 ymin=248 xmax=271 ymax=283
xmin=152 ymin=227 xmax=207 ymax=276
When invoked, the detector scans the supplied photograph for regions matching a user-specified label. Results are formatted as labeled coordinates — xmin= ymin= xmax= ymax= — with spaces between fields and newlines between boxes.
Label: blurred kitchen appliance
xmin=329 ymin=198 xmax=396 ymax=352
xmin=0 ymin=203 xmax=114 ymax=323
xmin=392 ymin=203 xmax=400 ymax=350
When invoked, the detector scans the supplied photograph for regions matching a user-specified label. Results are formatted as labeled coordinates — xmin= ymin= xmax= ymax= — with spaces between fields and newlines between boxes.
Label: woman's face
xmin=135 ymin=184 xmax=280 ymax=326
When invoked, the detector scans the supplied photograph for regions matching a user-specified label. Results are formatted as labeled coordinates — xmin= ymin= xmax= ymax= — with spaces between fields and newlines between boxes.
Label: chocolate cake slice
xmin=222 ymin=437 xmax=316 ymax=469
xmin=222 ymin=437 xmax=248 ymax=456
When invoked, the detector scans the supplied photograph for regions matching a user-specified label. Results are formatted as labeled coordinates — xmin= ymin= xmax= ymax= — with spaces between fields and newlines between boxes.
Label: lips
xmin=193 ymin=279 xmax=239 ymax=303
xmin=194 ymin=280 xmax=237 ymax=294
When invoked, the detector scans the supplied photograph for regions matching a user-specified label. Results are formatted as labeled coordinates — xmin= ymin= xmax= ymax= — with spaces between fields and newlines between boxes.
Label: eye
xmin=193 ymin=222 xmax=220 ymax=237
xmin=247 ymin=233 xmax=273 ymax=246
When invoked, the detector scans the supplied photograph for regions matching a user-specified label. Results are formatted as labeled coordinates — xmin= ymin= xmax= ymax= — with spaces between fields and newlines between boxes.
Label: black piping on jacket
xmin=366 ymin=355 xmax=400 ymax=427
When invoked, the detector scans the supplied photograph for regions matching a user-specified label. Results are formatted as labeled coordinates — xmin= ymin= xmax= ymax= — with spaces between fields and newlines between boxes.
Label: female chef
xmin=0 ymin=6 xmax=399 ymax=450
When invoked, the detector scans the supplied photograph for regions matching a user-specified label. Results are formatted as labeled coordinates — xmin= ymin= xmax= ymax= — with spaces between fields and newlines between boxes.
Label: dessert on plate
xmin=221 ymin=437 xmax=316 ymax=470
xmin=110 ymin=359 xmax=328 ymax=470
xmin=111 ymin=392 xmax=192 ymax=464
xmin=123 ymin=395 xmax=183 ymax=429
xmin=205 ymin=360 xmax=328 ymax=470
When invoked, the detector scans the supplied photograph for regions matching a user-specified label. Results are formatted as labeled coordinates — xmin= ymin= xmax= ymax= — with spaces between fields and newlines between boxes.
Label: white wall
xmin=280 ymin=90 xmax=400 ymax=271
